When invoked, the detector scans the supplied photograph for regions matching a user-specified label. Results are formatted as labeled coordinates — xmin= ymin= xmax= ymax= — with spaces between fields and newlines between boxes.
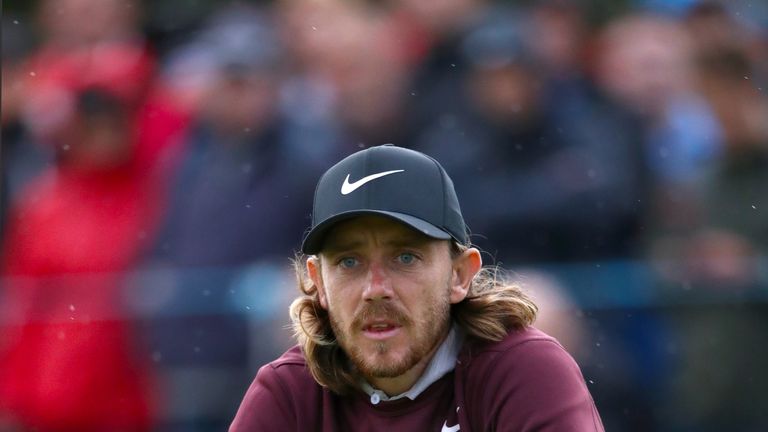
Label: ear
xmin=307 ymin=256 xmax=328 ymax=309
xmin=449 ymin=247 xmax=482 ymax=304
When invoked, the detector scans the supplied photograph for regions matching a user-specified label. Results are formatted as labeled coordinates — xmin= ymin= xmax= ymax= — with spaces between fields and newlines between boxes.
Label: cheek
xmin=324 ymin=292 xmax=359 ymax=332
xmin=319 ymin=277 xmax=353 ymax=314
xmin=398 ymin=274 xmax=452 ymax=309
xmin=321 ymin=266 xmax=365 ymax=300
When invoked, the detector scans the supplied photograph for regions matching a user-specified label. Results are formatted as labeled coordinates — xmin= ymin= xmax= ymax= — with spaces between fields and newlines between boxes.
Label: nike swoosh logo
xmin=441 ymin=421 xmax=460 ymax=432
xmin=340 ymin=170 xmax=405 ymax=195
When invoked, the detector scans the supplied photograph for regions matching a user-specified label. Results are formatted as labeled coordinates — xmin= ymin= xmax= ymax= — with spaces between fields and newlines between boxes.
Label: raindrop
xmin=194 ymin=346 xmax=201 ymax=353
xmin=595 ymin=342 xmax=601 ymax=347
xmin=752 ymin=205 xmax=757 ymax=209
xmin=246 ymin=306 xmax=251 ymax=310
xmin=312 ymin=26 xmax=317 ymax=31
xmin=62 ymin=144 xmax=71 ymax=151
xmin=744 ymin=76 xmax=750 ymax=80
xmin=589 ymin=380 xmax=595 ymax=384
xmin=202 ymin=289 xmax=211 ymax=297
xmin=29 ymin=71 xmax=37 ymax=77
xmin=13 ymin=19 xmax=19 ymax=25
xmin=152 ymin=351 xmax=163 ymax=362
xmin=69 ymin=304 xmax=76 ymax=312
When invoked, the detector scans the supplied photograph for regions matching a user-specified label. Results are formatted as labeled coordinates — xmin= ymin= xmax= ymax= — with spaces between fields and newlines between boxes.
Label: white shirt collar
xmin=361 ymin=323 xmax=463 ymax=404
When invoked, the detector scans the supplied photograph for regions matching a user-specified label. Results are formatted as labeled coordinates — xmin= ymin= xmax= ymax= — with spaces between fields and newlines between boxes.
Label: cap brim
xmin=301 ymin=210 xmax=453 ymax=254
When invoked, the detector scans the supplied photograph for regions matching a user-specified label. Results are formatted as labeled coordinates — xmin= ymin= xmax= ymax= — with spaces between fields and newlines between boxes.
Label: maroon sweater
xmin=230 ymin=327 xmax=603 ymax=431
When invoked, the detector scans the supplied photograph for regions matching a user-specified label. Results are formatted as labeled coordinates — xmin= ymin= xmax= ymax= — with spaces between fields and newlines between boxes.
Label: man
xmin=230 ymin=144 xmax=604 ymax=431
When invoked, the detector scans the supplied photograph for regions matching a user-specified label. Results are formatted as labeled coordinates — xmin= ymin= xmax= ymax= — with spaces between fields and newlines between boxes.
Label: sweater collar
xmin=360 ymin=323 xmax=463 ymax=405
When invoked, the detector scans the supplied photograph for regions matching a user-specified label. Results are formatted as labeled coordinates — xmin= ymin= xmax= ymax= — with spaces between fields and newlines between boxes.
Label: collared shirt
xmin=360 ymin=324 xmax=463 ymax=404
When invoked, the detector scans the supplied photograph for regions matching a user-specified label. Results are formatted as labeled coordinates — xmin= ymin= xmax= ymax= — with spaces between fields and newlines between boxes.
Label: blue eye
xmin=397 ymin=253 xmax=416 ymax=265
xmin=339 ymin=257 xmax=358 ymax=268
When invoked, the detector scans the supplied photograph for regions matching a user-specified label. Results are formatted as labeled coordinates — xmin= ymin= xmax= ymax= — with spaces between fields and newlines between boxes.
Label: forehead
xmin=320 ymin=215 xmax=442 ymax=252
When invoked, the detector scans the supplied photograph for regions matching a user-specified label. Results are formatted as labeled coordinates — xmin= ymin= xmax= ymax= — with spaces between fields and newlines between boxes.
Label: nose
xmin=362 ymin=261 xmax=393 ymax=302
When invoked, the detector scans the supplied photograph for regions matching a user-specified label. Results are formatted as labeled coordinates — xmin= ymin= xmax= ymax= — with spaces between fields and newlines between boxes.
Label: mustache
xmin=351 ymin=302 xmax=411 ymax=328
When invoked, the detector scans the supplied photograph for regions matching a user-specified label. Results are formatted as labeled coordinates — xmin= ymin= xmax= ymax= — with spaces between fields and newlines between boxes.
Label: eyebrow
xmin=321 ymin=239 xmax=364 ymax=254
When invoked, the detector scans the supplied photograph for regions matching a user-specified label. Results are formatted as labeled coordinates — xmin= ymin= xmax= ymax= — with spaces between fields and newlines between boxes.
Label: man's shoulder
xmin=247 ymin=345 xmax=323 ymax=401
xmin=457 ymin=328 xmax=604 ymax=430
xmin=260 ymin=345 xmax=314 ymax=385
xmin=230 ymin=346 xmax=322 ymax=431
xmin=462 ymin=326 xmax=561 ymax=358
xmin=269 ymin=345 xmax=308 ymax=368
xmin=459 ymin=326 xmax=575 ymax=376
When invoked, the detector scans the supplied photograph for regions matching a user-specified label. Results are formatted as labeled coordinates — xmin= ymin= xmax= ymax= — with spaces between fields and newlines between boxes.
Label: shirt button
xmin=370 ymin=393 xmax=381 ymax=405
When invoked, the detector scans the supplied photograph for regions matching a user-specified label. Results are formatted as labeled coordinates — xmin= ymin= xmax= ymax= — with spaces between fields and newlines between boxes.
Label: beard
xmin=328 ymin=283 xmax=452 ymax=380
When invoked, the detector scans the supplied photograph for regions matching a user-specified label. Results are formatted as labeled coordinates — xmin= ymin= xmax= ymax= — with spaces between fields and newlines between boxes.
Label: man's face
xmin=308 ymin=216 xmax=471 ymax=389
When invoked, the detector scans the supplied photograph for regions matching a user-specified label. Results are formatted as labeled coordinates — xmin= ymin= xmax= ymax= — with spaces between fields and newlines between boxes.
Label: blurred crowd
xmin=1 ymin=0 xmax=767 ymax=430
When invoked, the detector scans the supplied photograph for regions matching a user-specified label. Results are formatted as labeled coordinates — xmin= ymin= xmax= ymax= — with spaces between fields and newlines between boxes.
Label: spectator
xmin=654 ymin=44 xmax=768 ymax=290
xmin=411 ymin=6 xmax=646 ymax=264
xmin=595 ymin=13 xmax=724 ymax=245
xmin=276 ymin=0 xmax=409 ymax=154
xmin=143 ymin=6 xmax=320 ymax=429
xmin=0 ymin=1 xmax=170 ymax=428
xmin=16 ymin=0 xmax=188 ymax=176
xmin=0 ymin=86 xmax=160 ymax=431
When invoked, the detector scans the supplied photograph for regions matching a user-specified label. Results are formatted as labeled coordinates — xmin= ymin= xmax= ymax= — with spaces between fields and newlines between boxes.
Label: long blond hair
xmin=288 ymin=243 xmax=538 ymax=395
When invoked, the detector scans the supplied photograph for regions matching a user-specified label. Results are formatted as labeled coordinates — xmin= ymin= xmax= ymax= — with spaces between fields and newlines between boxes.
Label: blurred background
xmin=1 ymin=0 xmax=767 ymax=430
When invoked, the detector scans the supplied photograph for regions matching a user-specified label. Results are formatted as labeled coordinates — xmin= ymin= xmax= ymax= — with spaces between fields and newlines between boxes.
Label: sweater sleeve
xmin=229 ymin=364 xmax=296 ymax=432
xmin=473 ymin=339 xmax=604 ymax=431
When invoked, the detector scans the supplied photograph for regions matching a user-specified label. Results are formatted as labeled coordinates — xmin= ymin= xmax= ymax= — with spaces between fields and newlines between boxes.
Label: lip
xmin=361 ymin=321 xmax=402 ymax=340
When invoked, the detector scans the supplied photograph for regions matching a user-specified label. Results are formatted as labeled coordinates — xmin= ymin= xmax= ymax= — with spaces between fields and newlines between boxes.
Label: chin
xmin=358 ymin=345 xmax=418 ymax=379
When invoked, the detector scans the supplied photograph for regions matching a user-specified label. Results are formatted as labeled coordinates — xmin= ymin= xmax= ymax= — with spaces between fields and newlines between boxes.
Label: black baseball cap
xmin=301 ymin=144 xmax=468 ymax=254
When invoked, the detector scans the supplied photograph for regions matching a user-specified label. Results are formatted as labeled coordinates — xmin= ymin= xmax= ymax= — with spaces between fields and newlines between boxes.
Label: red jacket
xmin=0 ymin=165 xmax=160 ymax=431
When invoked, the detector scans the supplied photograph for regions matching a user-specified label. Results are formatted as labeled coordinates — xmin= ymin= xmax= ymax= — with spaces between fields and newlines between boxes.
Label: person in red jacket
xmin=231 ymin=144 xmax=604 ymax=431
xmin=0 ymin=88 xmax=159 ymax=431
